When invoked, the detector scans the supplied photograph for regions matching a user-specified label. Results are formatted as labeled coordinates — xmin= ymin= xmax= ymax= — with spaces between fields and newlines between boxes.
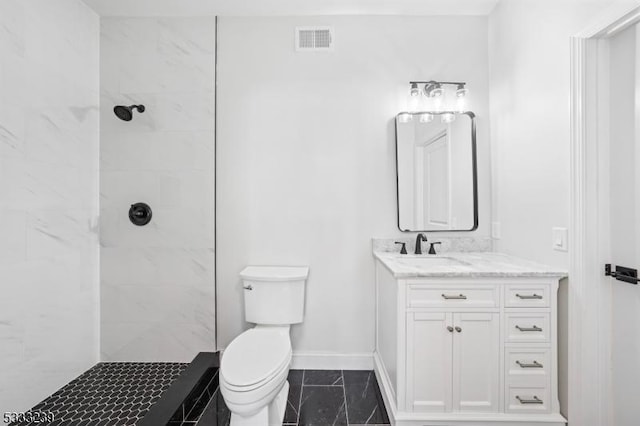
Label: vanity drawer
xmin=505 ymin=284 xmax=550 ymax=308
xmin=506 ymin=385 xmax=551 ymax=414
xmin=505 ymin=313 xmax=550 ymax=343
xmin=506 ymin=348 xmax=550 ymax=378
xmin=407 ymin=284 xmax=498 ymax=308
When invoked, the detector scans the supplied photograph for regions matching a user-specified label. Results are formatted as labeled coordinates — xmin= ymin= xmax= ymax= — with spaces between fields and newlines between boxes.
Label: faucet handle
xmin=428 ymin=242 xmax=442 ymax=255
xmin=394 ymin=242 xmax=407 ymax=255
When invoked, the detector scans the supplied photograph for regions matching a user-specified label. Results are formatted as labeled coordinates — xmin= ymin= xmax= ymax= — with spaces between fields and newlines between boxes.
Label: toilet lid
xmin=240 ymin=266 xmax=309 ymax=282
xmin=222 ymin=329 xmax=291 ymax=388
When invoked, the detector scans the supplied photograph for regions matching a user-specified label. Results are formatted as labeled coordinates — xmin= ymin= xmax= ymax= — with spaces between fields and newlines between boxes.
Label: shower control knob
xmin=129 ymin=202 xmax=152 ymax=226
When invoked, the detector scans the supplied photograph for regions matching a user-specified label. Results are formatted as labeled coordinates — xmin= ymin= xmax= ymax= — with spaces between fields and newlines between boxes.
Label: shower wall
xmin=0 ymin=0 xmax=100 ymax=412
xmin=100 ymin=17 xmax=216 ymax=361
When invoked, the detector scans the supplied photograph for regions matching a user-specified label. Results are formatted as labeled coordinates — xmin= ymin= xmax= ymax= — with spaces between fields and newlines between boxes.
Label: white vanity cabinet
xmin=407 ymin=310 xmax=499 ymax=413
xmin=373 ymin=252 xmax=567 ymax=426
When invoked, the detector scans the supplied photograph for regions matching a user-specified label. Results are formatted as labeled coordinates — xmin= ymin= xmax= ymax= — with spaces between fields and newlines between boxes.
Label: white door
xmin=423 ymin=135 xmax=451 ymax=229
xmin=604 ymin=23 xmax=640 ymax=426
xmin=406 ymin=312 xmax=453 ymax=412
xmin=414 ymin=129 xmax=451 ymax=230
xmin=451 ymin=312 xmax=500 ymax=412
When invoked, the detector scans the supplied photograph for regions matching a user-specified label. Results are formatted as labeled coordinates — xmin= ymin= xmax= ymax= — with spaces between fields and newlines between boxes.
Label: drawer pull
xmin=516 ymin=360 xmax=543 ymax=368
xmin=441 ymin=294 xmax=467 ymax=300
xmin=516 ymin=293 xmax=543 ymax=299
xmin=516 ymin=325 xmax=543 ymax=332
xmin=516 ymin=395 xmax=543 ymax=405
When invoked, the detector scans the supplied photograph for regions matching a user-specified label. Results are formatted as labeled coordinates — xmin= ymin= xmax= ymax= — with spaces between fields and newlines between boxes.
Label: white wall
xmin=0 ymin=0 xmax=100 ymax=412
xmin=100 ymin=17 xmax=216 ymax=361
xmin=488 ymin=0 xmax=613 ymax=267
xmin=217 ymin=16 xmax=490 ymax=361
xmin=487 ymin=0 xmax=614 ymax=418
xmin=608 ymin=23 xmax=640 ymax=426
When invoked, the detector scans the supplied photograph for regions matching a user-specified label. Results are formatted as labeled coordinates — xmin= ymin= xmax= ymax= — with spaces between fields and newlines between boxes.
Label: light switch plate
xmin=492 ymin=222 xmax=501 ymax=239
xmin=552 ymin=227 xmax=568 ymax=251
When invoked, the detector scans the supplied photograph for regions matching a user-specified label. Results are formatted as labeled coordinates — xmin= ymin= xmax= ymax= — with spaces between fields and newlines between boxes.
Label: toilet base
xmin=229 ymin=380 xmax=290 ymax=426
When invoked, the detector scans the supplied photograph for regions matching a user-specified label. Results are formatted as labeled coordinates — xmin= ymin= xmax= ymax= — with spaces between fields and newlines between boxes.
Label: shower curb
xmin=138 ymin=352 xmax=220 ymax=426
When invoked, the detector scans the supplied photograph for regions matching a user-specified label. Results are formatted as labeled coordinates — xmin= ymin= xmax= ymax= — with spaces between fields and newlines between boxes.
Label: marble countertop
xmin=374 ymin=251 xmax=568 ymax=278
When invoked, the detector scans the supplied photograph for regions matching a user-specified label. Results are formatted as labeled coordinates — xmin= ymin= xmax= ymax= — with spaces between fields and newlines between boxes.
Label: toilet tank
xmin=240 ymin=266 xmax=309 ymax=325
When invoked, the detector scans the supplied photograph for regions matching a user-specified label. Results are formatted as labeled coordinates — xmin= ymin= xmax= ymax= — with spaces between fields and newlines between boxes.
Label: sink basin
xmin=397 ymin=256 xmax=469 ymax=268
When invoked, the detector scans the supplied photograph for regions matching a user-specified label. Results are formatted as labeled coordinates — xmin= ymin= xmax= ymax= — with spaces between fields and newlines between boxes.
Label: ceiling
xmin=81 ymin=0 xmax=500 ymax=17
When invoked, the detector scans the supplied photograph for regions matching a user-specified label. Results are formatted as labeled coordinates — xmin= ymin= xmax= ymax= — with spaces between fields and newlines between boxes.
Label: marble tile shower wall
xmin=100 ymin=18 xmax=216 ymax=362
xmin=0 ymin=0 xmax=100 ymax=413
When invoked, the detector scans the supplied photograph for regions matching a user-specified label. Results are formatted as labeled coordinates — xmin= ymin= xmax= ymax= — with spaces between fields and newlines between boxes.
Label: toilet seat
xmin=221 ymin=328 xmax=292 ymax=392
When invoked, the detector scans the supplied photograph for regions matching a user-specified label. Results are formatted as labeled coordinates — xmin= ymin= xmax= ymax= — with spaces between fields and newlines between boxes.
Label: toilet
xmin=220 ymin=265 xmax=309 ymax=426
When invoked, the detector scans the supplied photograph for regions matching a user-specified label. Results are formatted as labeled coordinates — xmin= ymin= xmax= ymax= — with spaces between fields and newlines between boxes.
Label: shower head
xmin=114 ymin=104 xmax=145 ymax=121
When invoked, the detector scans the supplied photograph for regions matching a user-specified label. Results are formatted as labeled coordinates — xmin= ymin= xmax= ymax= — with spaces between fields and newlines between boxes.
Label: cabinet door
xmin=406 ymin=312 xmax=453 ymax=412
xmin=452 ymin=312 xmax=500 ymax=412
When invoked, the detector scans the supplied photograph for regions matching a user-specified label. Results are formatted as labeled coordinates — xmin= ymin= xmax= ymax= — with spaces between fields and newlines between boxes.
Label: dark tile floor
xmin=10 ymin=366 xmax=388 ymax=426
xmin=181 ymin=368 xmax=390 ymax=426
xmin=283 ymin=370 xmax=390 ymax=426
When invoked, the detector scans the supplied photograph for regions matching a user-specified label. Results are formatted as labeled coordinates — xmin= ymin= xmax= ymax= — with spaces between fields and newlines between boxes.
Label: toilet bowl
xmin=220 ymin=326 xmax=292 ymax=423
xmin=220 ymin=266 xmax=309 ymax=426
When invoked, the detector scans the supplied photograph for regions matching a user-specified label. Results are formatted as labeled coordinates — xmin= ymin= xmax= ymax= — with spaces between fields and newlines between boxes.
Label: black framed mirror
xmin=395 ymin=111 xmax=478 ymax=232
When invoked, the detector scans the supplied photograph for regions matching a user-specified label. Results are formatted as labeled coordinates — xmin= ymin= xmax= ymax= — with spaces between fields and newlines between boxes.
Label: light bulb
xmin=456 ymin=84 xmax=468 ymax=97
xmin=433 ymin=95 xmax=442 ymax=112
xmin=398 ymin=113 xmax=412 ymax=123
xmin=431 ymin=83 xmax=444 ymax=98
xmin=408 ymin=92 xmax=420 ymax=112
xmin=419 ymin=113 xmax=433 ymax=123
xmin=441 ymin=112 xmax=455 ymax=123
xmin=457 ymin=96 xmax=466 ymax=113
xmin=423 ymin=82 xmax=443 ymax=98
xmin=410 ymin=82 xmax=420 ymax=97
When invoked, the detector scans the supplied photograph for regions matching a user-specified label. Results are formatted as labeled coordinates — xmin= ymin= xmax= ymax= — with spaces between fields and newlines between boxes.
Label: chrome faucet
xmin=415 ymin=233 xmax=428 ymax=255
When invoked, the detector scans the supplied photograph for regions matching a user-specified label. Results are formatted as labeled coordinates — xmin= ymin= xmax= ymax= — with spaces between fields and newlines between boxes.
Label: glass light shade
xmin=431 ymin=84 xmax=444 ymax=97
xmin=408 ymin=93 xmax=420 ymax=112
xmin=410 ymin=83 xmax=420 ymax=97
xmin=398 ymin=113 xmax=412 ymax=123
xmin=441 ymin=112 xmax=455 ymax=123
xmin=432 ymin=95 xmax=443 ymax=112
xmin=419 ymin=113 xmax=433 ymax=123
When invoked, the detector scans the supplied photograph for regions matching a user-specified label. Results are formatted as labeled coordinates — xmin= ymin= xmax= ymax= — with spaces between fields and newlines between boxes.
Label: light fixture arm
xmin=409 ymin=80 xmax=466 ymax=86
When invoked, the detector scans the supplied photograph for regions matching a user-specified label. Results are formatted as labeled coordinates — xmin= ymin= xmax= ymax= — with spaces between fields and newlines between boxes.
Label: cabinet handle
xmin=516 ymin=395 xmax=543 ymax=404
xmin=446 ymin=326 xmax=454 ymax=333
xmin=243 ymin=285 xmax=253 ymax=290
xmin=515 ymin=325 xmax=543 ymax=332
xmin=441 ymin=294 xmax=467 ymax=300
xmin=516 ymin=293 xmax=543 ymax=299
xmin=455 ymin=326 xmax=462 ymax=333
xmin=516 ymin=360 xmax=543 ymax=368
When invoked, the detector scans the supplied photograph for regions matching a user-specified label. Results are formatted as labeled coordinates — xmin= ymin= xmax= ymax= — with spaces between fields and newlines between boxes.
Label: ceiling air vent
xmin=295 ymin=26 xmax=334 ymax=52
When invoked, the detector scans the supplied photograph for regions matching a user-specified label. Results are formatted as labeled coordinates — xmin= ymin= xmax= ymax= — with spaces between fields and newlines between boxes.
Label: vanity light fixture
xmin=455 ymin=83 xmax=468 ymax=112
xmin=419 ymin=113 xmax=433 ymax=123
xmin=398 ymin=112 xmax=413 ymax=123
xmin=455 ymin=83 xmax=468 ymax=97
xmin=422 ymin=81 xmax=444 ymax=98
xmin=431 ymin=83 xmax=444 ymax=97
xmin=441 ymin=112 xmax=455 ymax=123
xmin=410 ymin=82 xmax=420 ymax=97
xmin=408 ymin=80 xmax=468 ymax=112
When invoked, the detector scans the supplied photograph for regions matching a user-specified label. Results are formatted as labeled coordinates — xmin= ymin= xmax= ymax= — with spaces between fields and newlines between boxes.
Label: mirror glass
xmin=395 ymin=111 xmax=478 ymax=232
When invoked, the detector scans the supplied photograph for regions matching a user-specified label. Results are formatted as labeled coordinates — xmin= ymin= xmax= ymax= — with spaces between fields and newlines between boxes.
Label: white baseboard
xmin=373 ymin=351 xmax=398 ymax=425
xmin=291 ymin=352 xmax=373 ymax=370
